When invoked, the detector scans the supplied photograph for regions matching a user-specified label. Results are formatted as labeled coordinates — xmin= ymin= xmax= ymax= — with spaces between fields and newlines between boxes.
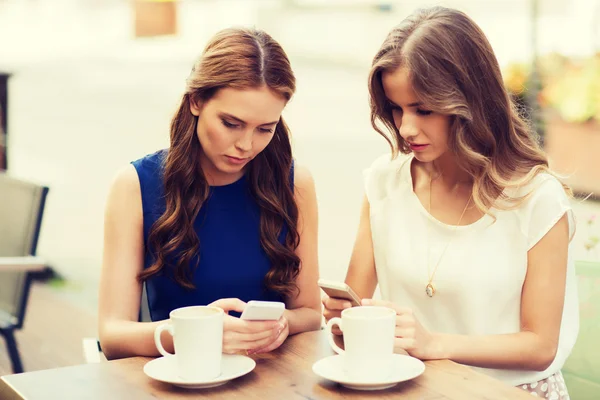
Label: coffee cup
xmin=154 ymin=305 xmax=224 ymax=381
xmin=326 ymin=306 xmax=396 ymax=381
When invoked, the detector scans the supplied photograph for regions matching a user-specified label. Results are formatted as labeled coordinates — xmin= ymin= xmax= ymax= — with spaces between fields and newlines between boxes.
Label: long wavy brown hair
xmin=138 ymin=28 xmax=301 ymax=299
xmin=368 ymin=6 xmax=570 ymax=213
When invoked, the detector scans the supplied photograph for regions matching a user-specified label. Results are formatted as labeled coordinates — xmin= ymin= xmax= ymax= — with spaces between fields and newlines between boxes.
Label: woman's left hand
xmin=248 ymin=315 xmax=289 ymax=355
xmin=362 ymin=299 xmax=442 ymax=360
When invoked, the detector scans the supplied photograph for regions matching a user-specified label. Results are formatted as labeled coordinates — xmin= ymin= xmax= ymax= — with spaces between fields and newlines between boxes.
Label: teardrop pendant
xmin=425 ymin=283 xmax=435 ymax=297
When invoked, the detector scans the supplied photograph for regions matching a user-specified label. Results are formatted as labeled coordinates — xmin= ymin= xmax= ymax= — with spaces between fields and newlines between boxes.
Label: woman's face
xmin=191 ymin=85 xmax=287 ymax=185
xmin=382 ymin=67 xmax=452 ymax=164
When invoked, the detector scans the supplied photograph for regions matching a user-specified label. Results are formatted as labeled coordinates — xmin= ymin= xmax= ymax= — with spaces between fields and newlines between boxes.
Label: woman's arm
xmin=323 ymin=195 xmax=378 ymax=324
xmin=345 ymin=195 xmax=378 ymax=298
xmin=434 ymin=214 xmax=569 ymax=371
xmin=366 ymin=214 xmax=570 ymax=371
xmin=284 ymin=165 xmax=323 ymax=335
xmin=98 ymin=165 xmax=172 ymax=359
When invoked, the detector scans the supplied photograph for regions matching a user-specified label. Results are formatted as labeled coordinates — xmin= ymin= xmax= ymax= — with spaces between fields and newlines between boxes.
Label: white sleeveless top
xmin=364 ymin=154 xmax=579 ymax=386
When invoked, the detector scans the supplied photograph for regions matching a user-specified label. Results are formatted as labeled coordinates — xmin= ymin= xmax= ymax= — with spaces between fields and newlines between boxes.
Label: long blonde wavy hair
xmin=368 ymin=6 xmax=570 ymax=213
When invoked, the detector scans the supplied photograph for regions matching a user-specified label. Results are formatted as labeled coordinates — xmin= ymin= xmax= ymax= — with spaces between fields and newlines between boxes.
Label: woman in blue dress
xmin=98 ymin=28 xmax=322 ymax=359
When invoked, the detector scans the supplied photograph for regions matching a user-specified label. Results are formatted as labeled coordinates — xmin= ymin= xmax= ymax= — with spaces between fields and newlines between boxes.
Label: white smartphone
xmin=240 ymin=300 xmax=285 ymax=321
xmin=318 ymin=279 xmax=362 ymax=307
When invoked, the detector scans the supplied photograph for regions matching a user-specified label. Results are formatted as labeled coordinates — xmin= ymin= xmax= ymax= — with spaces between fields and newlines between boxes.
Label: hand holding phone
xmin=240 ymin=300 xmax=285 ymax=321
xmin=318 ymin=279 xmax=361 ymax=306
xmin=319 ymin=279 xmax=361 ymax=335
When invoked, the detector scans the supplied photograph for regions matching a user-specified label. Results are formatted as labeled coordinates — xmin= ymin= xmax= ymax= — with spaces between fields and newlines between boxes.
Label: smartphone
xmin=240 ymin=300 xmax=285 ymax=321
xmin=318 ymin=279 xmax=362 ymax=307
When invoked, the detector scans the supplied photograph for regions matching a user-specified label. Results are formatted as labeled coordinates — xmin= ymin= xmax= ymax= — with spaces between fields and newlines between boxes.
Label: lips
xmin=225 ymin=155 xmax=249 ymax=165
xmin=409 ymin=143 xmax=429 ymax=151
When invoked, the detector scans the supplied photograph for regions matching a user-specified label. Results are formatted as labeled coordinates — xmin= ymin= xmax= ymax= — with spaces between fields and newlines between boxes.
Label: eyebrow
xmin=388 ymin=100 xmax=423 ymax=108
xmin=220 ymin=112 xmax=278 ymax=126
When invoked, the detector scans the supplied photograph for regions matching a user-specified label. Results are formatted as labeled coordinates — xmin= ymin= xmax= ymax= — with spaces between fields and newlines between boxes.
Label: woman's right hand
xmin=209 ymin=298 xmax=283 ymax=354
xmin=322 ymin=295 xmax=353 ymax=335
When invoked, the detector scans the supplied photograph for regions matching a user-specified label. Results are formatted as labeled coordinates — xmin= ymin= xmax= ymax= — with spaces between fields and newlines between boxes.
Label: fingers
xmin=276 ymin=315 xmax=288 ymax=326
xmin=394 ymin=337 xmax=416 ymax=352
xmin=323 ymin=308 xmax=342 ymax=323
xmin=322 ymin=295 xmax=352 ymax=322
xmin=252 ymin=323 xmax=289 ymax=354
xmin=393 ymin=316 xmax=417 ymax=355
xmin=222 ymin=329 xmax=280 ymax=354
xmin=225 ymin=316 xmax=280 ymax=334
xmin=254 ymin=330 xmax=286 ymax=354
xmin=396 ymin=314 xmax=415 ymax=327
xmin=221 ymin=315 xmax=284 ymax=354
xmin=323 ymin=295 xmax=352 ymax=310
xmin=395 ymin=327 xmax=415 ymax=339
xmin=361 ymin=299 xmax=412 ymax=315
xmin=209 ymin=298 xmax=246 ymax=314
xmin=225 ymin=327 xmax=278 ymax=344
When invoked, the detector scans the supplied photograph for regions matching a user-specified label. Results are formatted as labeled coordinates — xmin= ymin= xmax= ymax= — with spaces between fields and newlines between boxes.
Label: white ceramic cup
xmin=326 ymin=306 xmax=396 ymax=381
xmin=154 ymin=306 xmax=224 ymax=381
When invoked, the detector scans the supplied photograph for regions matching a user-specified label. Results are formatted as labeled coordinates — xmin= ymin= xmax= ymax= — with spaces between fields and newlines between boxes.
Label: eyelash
xmin=221 ymin=119 xmax=273 ymax=133
xmin=388 ymin=105 xmax=433 ymax=116
xmin=221 ymin=119 xmax=239 ymax=129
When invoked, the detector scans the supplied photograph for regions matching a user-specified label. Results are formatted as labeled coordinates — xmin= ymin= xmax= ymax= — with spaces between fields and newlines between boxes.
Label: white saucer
xmin=312 ymin=354 xmax=425 ymax=391
xmin=143 ymin=354 xmax=256 ymax=389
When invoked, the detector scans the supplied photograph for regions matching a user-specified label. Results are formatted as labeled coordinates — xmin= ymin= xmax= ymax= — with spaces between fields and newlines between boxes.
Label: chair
xmin=0 ymin=172 xmax=48 ymax=373
xmin=562 ymin=260 xmax=600 ymax=399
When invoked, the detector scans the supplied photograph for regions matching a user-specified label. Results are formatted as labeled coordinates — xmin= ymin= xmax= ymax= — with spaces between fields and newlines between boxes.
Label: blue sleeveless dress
xmin=132 ymin=150 xmax=289 ymax=321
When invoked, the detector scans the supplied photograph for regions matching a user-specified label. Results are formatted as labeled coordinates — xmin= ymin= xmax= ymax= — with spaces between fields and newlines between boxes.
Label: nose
xmin=398 ymin=113 xmax=419 ymax=141
xmin=235 ymin=129 xmax=253 ymax=153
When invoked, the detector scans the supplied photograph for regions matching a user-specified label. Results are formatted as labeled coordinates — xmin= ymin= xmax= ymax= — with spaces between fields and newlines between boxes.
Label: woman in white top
xmin=323 ymin=7 xmax=577 ymax=398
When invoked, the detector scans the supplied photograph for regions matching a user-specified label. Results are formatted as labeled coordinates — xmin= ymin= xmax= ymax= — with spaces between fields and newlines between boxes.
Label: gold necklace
xmin=425 ymin=173 xmax=472 ymax=297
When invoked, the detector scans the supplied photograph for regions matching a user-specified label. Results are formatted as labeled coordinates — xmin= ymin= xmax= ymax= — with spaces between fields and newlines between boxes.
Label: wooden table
xmin=0 ymin=330 xmax=532 ymax=399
